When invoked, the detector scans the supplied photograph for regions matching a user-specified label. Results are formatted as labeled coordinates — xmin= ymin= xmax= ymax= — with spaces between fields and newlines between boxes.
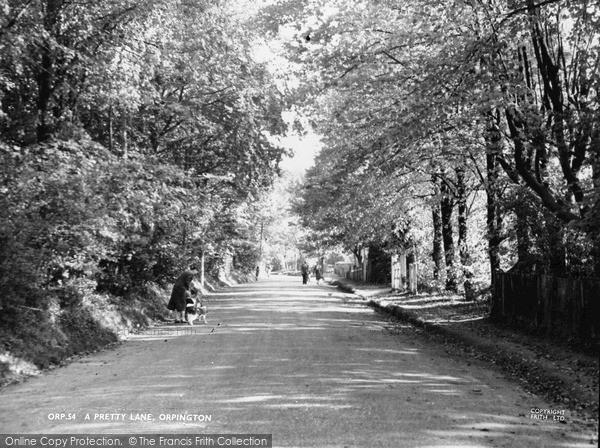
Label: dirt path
xmin=0 ymin=276 xmax=594 ymax=447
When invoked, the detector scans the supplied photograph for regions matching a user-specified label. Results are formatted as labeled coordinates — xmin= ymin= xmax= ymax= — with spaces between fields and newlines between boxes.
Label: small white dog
xmin=185 ymin=294 xmax=207 ymax=326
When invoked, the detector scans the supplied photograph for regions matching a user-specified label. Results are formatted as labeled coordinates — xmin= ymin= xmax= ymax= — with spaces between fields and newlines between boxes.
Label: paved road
xmin=0 ymin=276 xmax=591 ymax=447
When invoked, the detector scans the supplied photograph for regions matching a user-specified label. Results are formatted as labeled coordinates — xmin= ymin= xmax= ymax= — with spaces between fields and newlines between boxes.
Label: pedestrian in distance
xmin=167 ymin=270 xmax=195 ymax=323
xmin=314 ymin=265 xmax=323 ymax=285
xmin=301 ymin=261 xmax=310 ymax=285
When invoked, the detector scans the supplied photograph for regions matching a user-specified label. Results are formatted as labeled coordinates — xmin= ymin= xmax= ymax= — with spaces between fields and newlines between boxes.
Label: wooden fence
xmin=346 ymin=266 xmax=363 ymax=281
xmin=492 ymin=272 xmax=599 ymax=342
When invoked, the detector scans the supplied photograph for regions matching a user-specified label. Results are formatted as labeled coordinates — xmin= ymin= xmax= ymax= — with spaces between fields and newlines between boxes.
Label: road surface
xmin=0 ymin=276 xmax=592 ymax=447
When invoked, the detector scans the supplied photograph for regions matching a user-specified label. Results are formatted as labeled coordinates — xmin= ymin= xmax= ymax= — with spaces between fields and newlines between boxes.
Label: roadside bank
xmin=330 ymin=276 xmax=599 ymax=439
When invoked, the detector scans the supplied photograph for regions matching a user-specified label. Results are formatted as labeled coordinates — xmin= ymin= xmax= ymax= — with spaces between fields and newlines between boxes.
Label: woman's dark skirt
xmin=167 ymin=285 xmax=187 ymax=312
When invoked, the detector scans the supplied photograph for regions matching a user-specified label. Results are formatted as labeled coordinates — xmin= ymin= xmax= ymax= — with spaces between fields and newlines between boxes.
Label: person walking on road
xmin=314 ymin=265 xmax=323 ymax=285
xmin=301 ymin=261 xmax=310 ymax=285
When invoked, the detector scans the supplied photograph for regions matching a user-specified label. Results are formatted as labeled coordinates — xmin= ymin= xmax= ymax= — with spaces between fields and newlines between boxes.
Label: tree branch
xmin=498 ymin=0 xmax=563 ymax=27
xmin=380 ymin=50 xmax=404 ymax=65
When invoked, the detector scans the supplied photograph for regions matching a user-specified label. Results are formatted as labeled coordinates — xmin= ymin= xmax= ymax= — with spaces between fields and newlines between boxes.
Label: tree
xmin=283 ymin=0 xmax=600 ymax=284
xmin=0 ymin=0 xmax=155 ymax=142
xmin=0 ymin=0 xmax=292 ymax=303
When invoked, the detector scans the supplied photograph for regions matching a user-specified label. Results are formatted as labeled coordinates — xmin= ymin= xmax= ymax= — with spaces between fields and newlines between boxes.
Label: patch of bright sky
xmin=220 ymin=0 xmax=324 ymax=173
xmin=263 ymin=110 xmax=323 ymax=173
xmin=240 ymin=2 xmax=323 ymax=174
xmin=278 ymin=128 xmax=323 ymax=173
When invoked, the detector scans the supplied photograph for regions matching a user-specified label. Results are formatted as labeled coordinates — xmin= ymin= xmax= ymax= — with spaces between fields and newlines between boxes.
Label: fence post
xmin=408 ymin=263 xmax=417 ymax=293
xmin=535 ymin=275 xmax=541 ymax=333
xmin=391 ymin=254 xmax=404 ymax=291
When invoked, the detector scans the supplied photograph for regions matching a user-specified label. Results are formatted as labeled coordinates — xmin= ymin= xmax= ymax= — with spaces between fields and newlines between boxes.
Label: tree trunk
xmin=121 ymin=113 xmax=128 ymax=158
xmin=351 ymin=244 xmax=363 ymax=266
xmin=200 ymin=250 xmax=206 ymax=291
xmin=36 ymin=0 xmax=64 ymax=142
xmin=108 ymin=104 xmax=114 ymax=153
xmin=485 ymin=112 xmax=504 ymax=284
xmin=440 ymin=179 xmax=458 ymax=292
xmin=514 ymin=191 xmax=531 ymax=269
xmin=37 ymin=46 xmax=54 ymax=142
xmin=456 ymin=166 xmax=474 ymax=300
xmin=592 ymin=135 xmax=600 ymax=277
xmin=431 ymin=201 xmax=444 ymax=281
xmin=546 ymin=216 xmax=566 ymax=275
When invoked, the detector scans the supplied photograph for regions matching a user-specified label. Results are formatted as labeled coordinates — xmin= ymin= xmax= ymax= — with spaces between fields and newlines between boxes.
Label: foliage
xmin=286 ymin=0 xmax=600 ymax=285
xmin=0 ymin=0 xmax=290 ymax=283
xmin=0 ymin=0 xmax=290 ymax=373
xmin=1 ymin=0 xmax=597 ymax=375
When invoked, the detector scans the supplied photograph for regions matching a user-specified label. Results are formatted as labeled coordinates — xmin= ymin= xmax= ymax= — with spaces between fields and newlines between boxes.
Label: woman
xmin=167 ymin=270 xmax=195 ymax=323
xmin=314 ymin=265 xmax=323 ymax=285
xmin=300 ymin=261 xmax=310 ymax=285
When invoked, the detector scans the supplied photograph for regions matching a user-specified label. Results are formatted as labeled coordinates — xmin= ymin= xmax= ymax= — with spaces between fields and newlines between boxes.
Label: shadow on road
xmin=0 ymin=276 xmax=590 ymax=447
